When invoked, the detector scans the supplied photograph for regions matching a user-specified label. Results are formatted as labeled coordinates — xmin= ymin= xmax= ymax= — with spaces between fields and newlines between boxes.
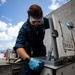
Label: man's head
xmin=27 ymin=4 xmax=44 ymax=28
xmin=27 ymin=4 xmax=43 ymax=18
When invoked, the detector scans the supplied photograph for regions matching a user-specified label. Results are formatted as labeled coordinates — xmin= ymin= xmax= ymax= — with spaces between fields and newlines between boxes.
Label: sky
xmin=0 ymin=0 xmax=70 ymax=50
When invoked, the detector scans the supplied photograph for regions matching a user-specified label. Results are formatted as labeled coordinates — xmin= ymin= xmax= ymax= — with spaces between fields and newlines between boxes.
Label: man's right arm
xmin=16 ymin=48 xmax=30 ymax=60
xmin=13 ymin=24 xmax=30 ymax=60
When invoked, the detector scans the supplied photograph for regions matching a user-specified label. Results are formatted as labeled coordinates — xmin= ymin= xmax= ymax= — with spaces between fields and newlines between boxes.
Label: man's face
xmin=29 ymin=16 xmax=44 ymax=28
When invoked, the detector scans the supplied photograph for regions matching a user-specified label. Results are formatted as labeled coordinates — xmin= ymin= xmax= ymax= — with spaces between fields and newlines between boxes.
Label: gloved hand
xmin=28 ymin=58 xmax=44 ymax=71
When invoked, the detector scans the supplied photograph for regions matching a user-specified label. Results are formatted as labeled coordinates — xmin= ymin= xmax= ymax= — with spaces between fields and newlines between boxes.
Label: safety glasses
xmin=29 ymin=16 xmax=44 ymax=25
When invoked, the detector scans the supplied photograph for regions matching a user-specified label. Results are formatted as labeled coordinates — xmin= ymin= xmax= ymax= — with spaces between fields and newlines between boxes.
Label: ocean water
xmin=0 ymin=50 xmax=6 ymax=53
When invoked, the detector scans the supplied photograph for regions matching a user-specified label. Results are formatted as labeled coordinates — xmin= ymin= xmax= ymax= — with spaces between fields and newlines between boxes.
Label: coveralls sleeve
xmin=13 ymin=25 xmax=27 ymax=51
xmin=44 ymin=18 xmax=50 ymax=29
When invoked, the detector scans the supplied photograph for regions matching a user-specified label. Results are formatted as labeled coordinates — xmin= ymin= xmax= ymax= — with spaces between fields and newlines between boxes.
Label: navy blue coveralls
xmin=14 ymin=17 xmax=49 ymax=75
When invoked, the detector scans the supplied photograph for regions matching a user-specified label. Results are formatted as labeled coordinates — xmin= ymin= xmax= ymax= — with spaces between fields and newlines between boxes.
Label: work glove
xmin=28 ymin=58 xmax=44 ymax=71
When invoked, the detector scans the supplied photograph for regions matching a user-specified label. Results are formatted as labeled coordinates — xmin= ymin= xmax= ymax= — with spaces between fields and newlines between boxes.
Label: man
xmin=14 ymin=4 xmax=49 ymax=75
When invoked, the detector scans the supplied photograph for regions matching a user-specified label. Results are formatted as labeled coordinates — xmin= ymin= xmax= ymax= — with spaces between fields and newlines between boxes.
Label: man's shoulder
xmin=43 ymin=17 xmax=48 ymax=19
xmin=21 ymin=20 xmax=30 ymax=32
xmin=43 ymin=17 xmax=48 ymax=22
xmin=22 ymin=21 xmax=28 ymax=28
xmin=21 ymin=20 xmax=29 ymax=29
xmin=43 ymin=17 xmax=50 ymax=29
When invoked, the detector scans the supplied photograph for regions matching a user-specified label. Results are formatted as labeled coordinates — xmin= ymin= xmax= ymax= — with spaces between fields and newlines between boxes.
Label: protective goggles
xmin=29 ymin=16 xmax=44 ymax=25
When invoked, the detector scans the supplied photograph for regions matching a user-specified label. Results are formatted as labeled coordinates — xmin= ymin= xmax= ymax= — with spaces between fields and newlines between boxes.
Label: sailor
xmin=14 ymin=4 xmax=49 ymax=75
